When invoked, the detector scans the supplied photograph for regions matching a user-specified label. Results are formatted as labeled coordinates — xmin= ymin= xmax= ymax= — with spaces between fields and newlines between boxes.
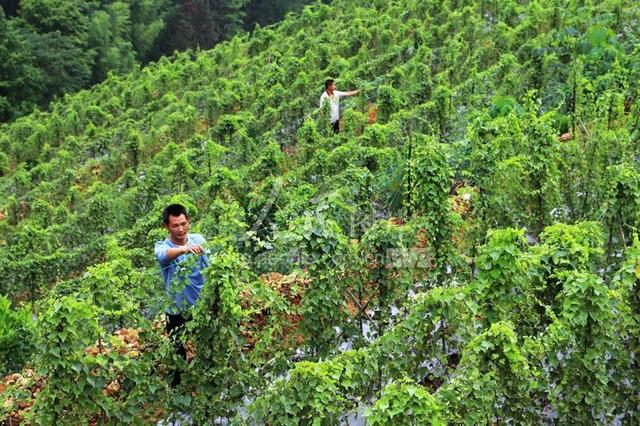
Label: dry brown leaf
xmin=367 ymin=103 xmax=378 ymax=124
xmin=103 ymin=380 xmax=120 ymax=397
xmin=3 ymin=396 xmax=14 ymax=409
xmin=559 ymin=132 xmax=573 ymax=142
xmin=5 ymin=374 xmax=20 ymax=385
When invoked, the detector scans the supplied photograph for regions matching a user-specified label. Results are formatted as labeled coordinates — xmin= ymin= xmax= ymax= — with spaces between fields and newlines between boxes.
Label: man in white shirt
xmin=319 ymin=79 xmax=359 ymax=133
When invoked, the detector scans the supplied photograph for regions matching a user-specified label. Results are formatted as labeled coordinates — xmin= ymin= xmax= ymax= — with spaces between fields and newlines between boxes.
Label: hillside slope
xmin=1 ymin=0 xmax=639 ymax=423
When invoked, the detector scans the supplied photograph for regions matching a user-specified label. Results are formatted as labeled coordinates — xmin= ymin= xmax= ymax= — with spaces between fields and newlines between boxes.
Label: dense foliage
xmin=1 ymin=0 xmax=639 ymax=423
xmin=0 ymin=0 xmax=311 ymax=123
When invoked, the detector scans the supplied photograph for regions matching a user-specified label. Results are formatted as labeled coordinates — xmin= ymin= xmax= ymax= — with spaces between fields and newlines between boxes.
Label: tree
xmin=242 ymin=0 xmax=309 ymax=30
xmin=150 ymin=0 xmax=249 ymax=58
xmin=0 ymin=10 xmax=44 ymax=121
xmin=19 ymin=0 xmax=90 ymax=36
xmin=0 ymin=0 xmax=19 ymax=17
xmin=2 ymin=0 xmax=94 ymax=119
xmin=88 ymin=2 xmax=137 ymax=83
xmin=129 ymin=0 xmax=173 ymax=62
xmin=16 ymin=26 xmax=94 ymax=104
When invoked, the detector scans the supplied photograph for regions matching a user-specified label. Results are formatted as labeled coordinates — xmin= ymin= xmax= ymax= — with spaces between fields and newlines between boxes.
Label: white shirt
xmin=320 ymin=90 xmax=347 ymax=123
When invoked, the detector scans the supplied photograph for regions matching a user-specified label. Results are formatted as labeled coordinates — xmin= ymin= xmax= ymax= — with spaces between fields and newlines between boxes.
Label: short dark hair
xmin=162 ymin=203 xmax=189 ymax=224
xmin=325 ymin=79 xmax=334 ymax=90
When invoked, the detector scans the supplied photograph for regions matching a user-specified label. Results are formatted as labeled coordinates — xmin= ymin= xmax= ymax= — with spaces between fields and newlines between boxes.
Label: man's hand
xmin=184 ymin=244 xmax=204 ymax=255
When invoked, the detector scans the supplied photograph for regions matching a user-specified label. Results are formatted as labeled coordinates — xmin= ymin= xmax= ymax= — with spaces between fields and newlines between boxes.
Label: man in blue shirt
xmin=155 ymin=203 xmax=208 ymax=371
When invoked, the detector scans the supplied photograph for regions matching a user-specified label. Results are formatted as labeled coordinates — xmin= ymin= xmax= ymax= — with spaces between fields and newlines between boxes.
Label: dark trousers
xmin=331 ymin=120 xmax=340 ymax=134
xmin=166 ymin=313 xmax=188 ymax=386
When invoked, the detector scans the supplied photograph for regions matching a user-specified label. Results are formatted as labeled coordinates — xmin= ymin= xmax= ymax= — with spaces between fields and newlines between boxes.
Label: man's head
xmin=325 ymin=79 xmax=336 ymax=93
xmin=163 ymin=204 xmax=190 ymax=244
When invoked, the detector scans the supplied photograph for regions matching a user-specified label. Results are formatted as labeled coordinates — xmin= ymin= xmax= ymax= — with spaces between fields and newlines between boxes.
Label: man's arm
xmin=165 ymin=244 xmax=204 ymax=262
xmin=155 ymin=242 xmax=204 ymax=265
xmin=336 ymin=89 xmax=359 ymax=98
